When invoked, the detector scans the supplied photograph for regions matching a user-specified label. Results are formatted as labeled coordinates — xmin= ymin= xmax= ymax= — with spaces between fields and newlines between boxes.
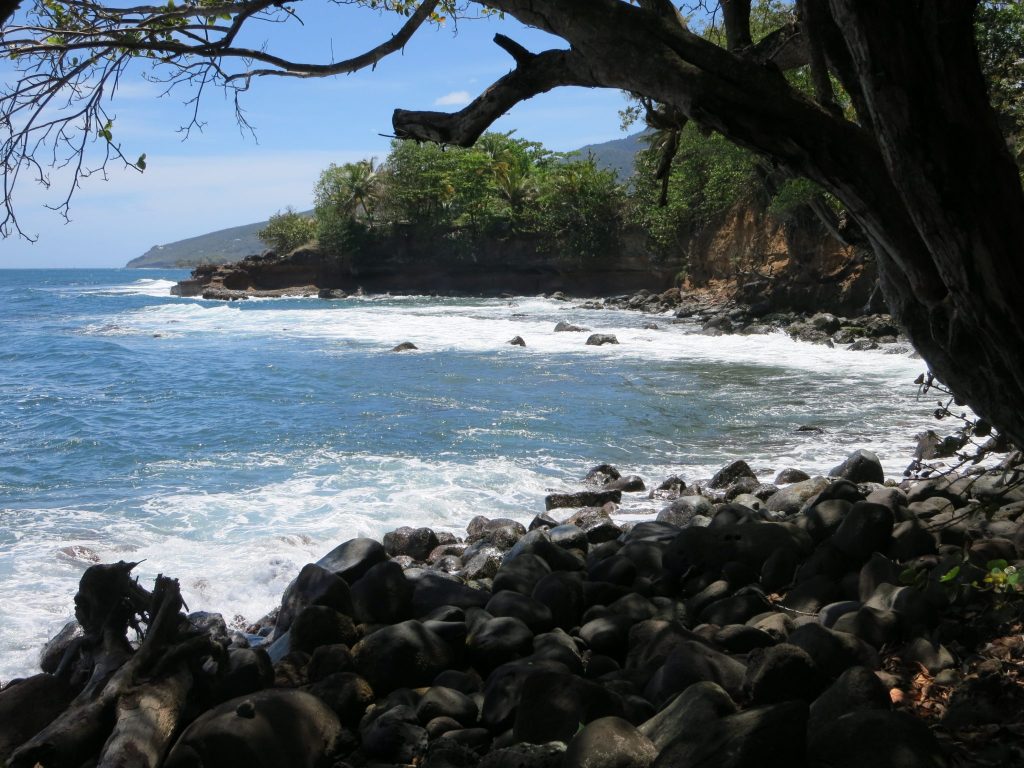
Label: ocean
xmin=0 ymin=268 xmax=939 ymax=680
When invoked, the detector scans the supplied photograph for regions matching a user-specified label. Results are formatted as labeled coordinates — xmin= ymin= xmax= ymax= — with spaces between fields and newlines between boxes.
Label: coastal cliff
xmin=173 ymin=202 xmax=877 ymax=318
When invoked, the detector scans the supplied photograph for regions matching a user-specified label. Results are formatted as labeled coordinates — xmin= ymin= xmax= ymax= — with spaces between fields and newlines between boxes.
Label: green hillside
xmin=126 ymin=131 xmax=649 ymax=268
xmin=126 ymin=219 xmax=272 ymax=268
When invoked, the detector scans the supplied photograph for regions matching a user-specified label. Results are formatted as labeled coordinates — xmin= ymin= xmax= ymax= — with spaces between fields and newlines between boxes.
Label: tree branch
xmin=393 ymin=41 xmax=598 ymax=145
xmin=721 ymin=0 xmax=752 ymax=51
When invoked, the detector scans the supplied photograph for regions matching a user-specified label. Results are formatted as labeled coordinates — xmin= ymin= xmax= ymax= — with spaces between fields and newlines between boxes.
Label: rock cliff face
xmin=173 ymin=203 xmax=877 ymax=315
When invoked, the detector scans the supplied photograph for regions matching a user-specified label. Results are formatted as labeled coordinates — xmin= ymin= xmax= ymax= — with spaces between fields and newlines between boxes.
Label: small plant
xmin=978 ymin=559 xmax=1022 ymax=594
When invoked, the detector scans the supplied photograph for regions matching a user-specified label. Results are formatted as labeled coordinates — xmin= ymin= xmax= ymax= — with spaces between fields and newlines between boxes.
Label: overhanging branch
xmin=392 ymin=38 xmax=598 ymax=145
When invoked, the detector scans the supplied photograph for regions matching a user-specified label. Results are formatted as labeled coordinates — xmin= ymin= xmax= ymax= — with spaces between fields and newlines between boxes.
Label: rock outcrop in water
xmin=4 ymin=449 xmax=1024 ymax=766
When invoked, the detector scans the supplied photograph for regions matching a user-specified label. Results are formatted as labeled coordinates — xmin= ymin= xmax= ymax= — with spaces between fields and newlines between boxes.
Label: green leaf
xmin=939 ymin=565 xmax=961 ymax=583
xmin=988 ymin=559 xmax=1009 ymax=572
xmin=899 ymin=567 xmax=919 ymax=586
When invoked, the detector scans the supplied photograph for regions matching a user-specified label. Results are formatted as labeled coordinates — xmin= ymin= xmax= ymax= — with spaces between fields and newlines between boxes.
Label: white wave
xmin=73 ymin=278 xmax=179 ymax=298
xmin=121 ymin=297 xmax=924 ymax=383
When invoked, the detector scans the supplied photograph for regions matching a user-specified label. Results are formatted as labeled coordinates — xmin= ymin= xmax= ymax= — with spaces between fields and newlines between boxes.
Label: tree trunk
xmin=829 ymin=0 xmax=1024 ymax=447
xmin=460 ymin=0 xmax=1024 ymax=446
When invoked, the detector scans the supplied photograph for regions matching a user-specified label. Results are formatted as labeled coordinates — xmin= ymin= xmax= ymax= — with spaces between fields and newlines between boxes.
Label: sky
xmin=0 ymin=5 xmax=632 ymax=268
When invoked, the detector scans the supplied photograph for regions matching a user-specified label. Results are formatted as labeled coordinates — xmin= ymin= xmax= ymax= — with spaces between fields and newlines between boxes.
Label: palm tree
xmin=337 ymin=158 xmax=381 ymax=227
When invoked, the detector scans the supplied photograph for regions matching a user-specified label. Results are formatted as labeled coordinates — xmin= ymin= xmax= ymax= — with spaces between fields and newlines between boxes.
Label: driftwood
xmin=7 ymin=563 xmax=218 ymax=768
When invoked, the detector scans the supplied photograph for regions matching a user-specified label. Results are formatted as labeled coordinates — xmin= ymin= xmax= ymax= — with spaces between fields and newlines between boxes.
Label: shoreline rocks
xmin=6 ymin=449 xmax=1024 ymax=766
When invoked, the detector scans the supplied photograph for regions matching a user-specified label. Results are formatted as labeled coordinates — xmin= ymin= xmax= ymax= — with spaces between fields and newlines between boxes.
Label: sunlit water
xmin=0 ymin=268 xmax=937 ymax=680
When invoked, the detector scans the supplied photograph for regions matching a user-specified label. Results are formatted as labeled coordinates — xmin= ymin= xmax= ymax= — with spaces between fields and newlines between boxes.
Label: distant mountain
xmin=126 ymin=219 xmax=272 ymax=268
xmin=127 ymin=131 xmax=650 ymax=268
xmin=572 ymin=130 xmax=651 ymax=179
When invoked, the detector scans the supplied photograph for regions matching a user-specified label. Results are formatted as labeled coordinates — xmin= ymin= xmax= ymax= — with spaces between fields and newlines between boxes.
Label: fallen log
xmin=9 ymin=565 xmax=215 ymax=768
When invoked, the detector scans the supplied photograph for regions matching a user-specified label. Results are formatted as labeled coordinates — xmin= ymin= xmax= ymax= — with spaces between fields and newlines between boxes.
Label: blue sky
xmin=0 ymin=6 xmax=631 ymax=268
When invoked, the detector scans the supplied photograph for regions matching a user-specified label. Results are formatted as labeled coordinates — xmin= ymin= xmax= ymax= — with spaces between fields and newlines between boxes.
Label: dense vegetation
xmin=258 ymin=129 xmax=775 ymax=270
xmin=259 ymin=133 xmax=629 ymax=265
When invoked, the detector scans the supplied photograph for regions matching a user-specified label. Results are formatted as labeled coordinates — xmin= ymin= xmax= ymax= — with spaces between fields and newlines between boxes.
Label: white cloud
xmin=433 ymin=90 xmax=471 ymax=107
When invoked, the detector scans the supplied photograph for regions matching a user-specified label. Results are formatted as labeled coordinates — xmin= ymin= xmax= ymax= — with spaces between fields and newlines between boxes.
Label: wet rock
xmin=532 ymin=572 xmax=585 ymax=630
xmin=651 ymin=476 xmax=687 ymax=500
xmin=580 ymin=614 xmax=635 ymax=660
xmin=665 ymin=522 xmax=813 ymax=574
xmin=486 ymin=590 xmax=554 ymax=633
xmin=463 ymin=546 xmax=504 ymax=581
xmin=273 ymin=563 xmax=354 ymax=639
xmin=493 ymin=553 xmax=552 ymax=595
xmin=505 ymin=529 xmax=585 ymax=572
xmin=765 ymin=476 xmax=829 ymax=515
xmin=351 ymin=620 xmax=454 ymax=693
xmin=317 ymin=538 xmax=388 ymax=584
xmin=307 ymin=644 xmax=353 ymax=683
xmin=710 ymin=460 xmax=758 ymax=489
xmin=605 ymin=475 xmax=646 ymax=493
xmin=307 ymin=671 xmax=373 ymax=725
xmin=831 ymin=502 xmax=895 ymax=562
xmin=564 ymin=716 xmax=657 ymax=768
xmin=555 ymin=321 xmax=589 ymax=332
xmin=163 ymin=690 xmax=342 ymax=768
xmin=803 ymin=499 xmax=852 ymax=543
xmin=467 ymin=616 xmax=535 ymax=673
xmin=549 ymin=523 xmax=589 ymax=552
xmin=586 ymin=334 xmax=620 ymax=346
xmin=546 ymin=489 xmax=622 ymax=510
xmin=392 ymin=341 xmax=418 ymax=352
xmin=384 ymin=526 xmax=440 ymax=561
xmin=509 ymin=336 xmax=526 ymax=347
xmin=830 ymin=449 xmax=885 ymax=484
xmin=221 ymin=647 xmax=275 ymax=700
xmin=318 ymin=288 xmax=347 ymax=299
xmin=657 ymin=495 xmax=713 ymax=527
xmin=290 ymin=606 xmax=358 ymax=654
xmin=411 ymin=572 xmax=490 ymax=616
xmin=350 ymin=560 xmax=413 ymax=625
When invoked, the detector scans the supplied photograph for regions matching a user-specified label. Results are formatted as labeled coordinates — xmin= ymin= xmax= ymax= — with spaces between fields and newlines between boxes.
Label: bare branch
xmin=0 ymin=0 xmax=444 ymax=238
xmin=393 ymin=42 xmax=599 ymax=145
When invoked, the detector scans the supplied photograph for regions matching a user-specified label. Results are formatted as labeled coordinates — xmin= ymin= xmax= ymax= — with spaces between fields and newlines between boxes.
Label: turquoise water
xmin=0 ymin=268 xmax=935 ymax=678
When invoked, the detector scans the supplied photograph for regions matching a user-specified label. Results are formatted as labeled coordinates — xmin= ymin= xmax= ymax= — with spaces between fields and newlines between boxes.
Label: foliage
xmin=976 ymin=0 xmax=1024 ymax=167
xmin=312 ymin=132 xmax=622 ymax=262
xmin=627 ymin=124 xmax=760 ymax=257
xmin=313 ymin=160 xmax=382 ymax=256
xmin=535 ymin=156 xmax=625 ymax=263
xmin=766 ymin=177 xmax=825 ymax=219
xmin=257 ymin=207 xmax=316 ymax=254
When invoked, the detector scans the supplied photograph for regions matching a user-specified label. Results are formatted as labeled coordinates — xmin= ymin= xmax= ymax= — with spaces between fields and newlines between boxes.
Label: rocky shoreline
xmin=4 ymin=447 xmax=1024 ymax=767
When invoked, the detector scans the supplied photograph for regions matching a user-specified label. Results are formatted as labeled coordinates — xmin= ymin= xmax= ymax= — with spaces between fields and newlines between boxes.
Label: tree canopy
xmin=4 ymin=0 xmax=1024 ymax=446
